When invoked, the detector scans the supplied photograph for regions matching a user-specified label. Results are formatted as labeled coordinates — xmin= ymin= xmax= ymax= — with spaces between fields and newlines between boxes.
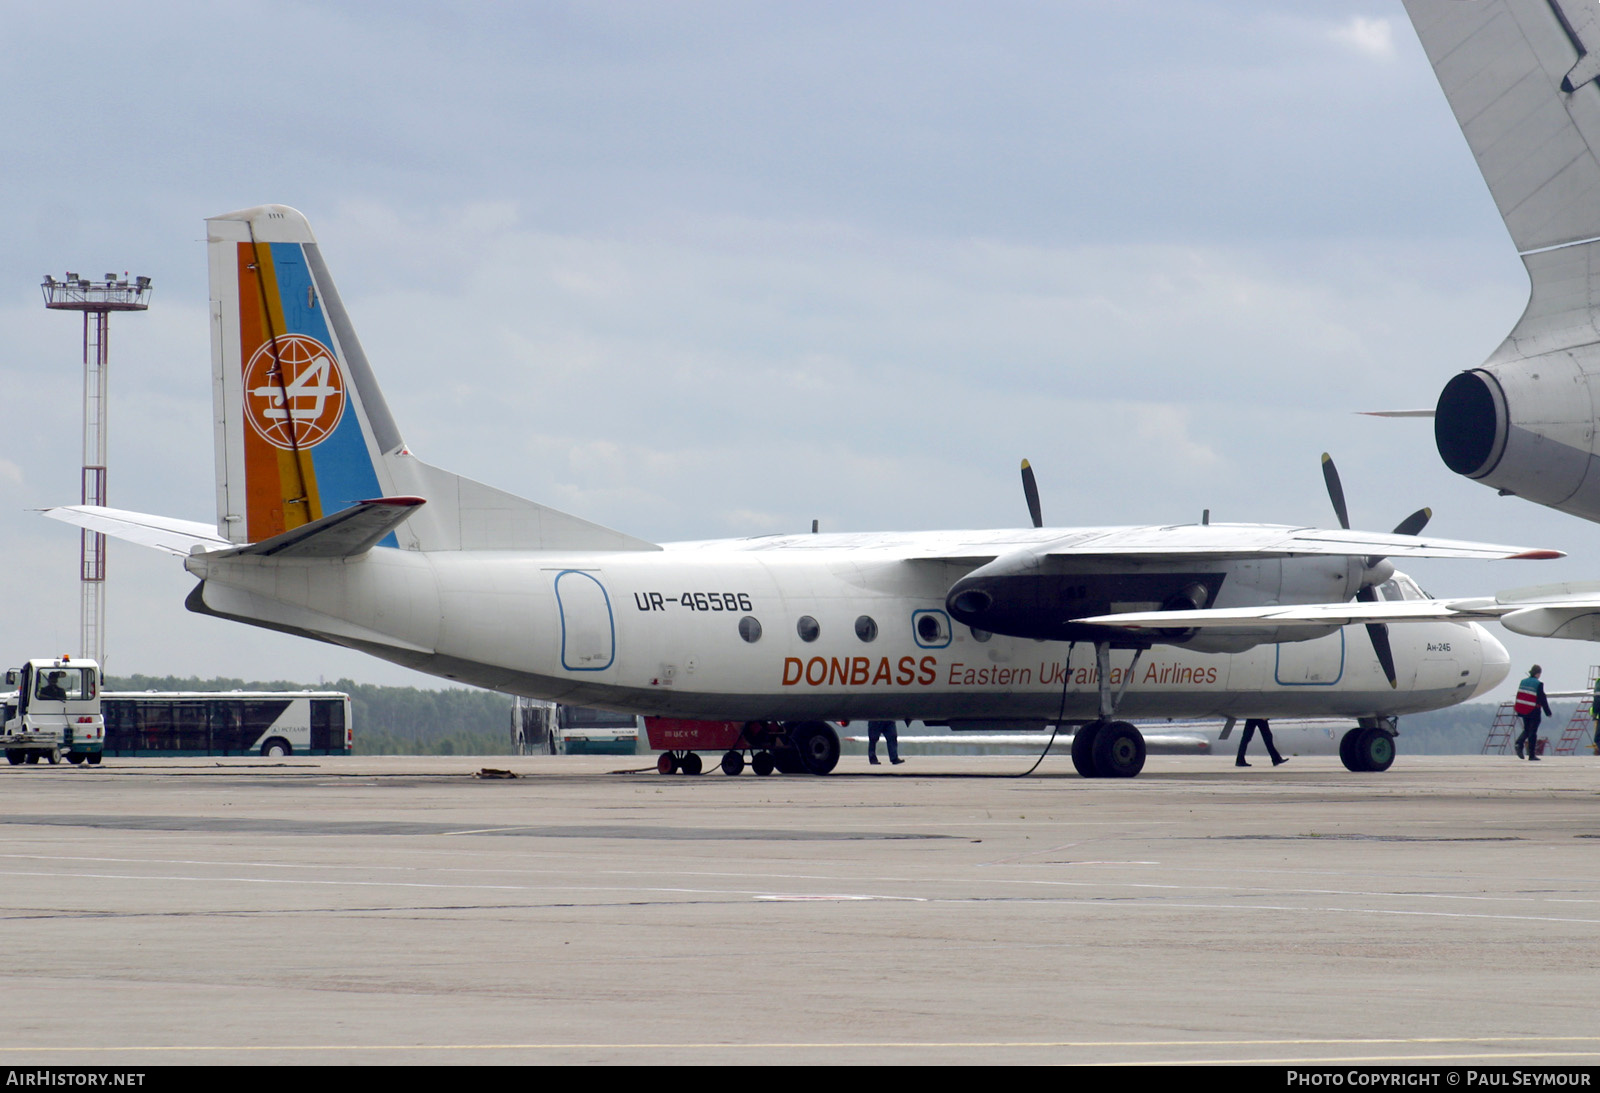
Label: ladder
xmin=1482 ymin=701 xmax=1518 ymax=755
xmin=1555 ymin=666 xmax=1600 ymax=756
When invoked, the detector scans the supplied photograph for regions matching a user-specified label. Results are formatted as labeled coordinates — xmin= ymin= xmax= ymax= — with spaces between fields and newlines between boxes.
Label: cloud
xmin=1331 ymin=16 xmax=1395 ymax=60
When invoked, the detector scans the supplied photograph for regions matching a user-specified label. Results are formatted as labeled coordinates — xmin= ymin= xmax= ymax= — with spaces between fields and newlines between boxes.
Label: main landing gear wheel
xmin=1092 ymin=721 xmax=1146 ymax=779
xmin=1339 ymin=728 xmax=1396 ymax=772
xmin=791 ymin=722 xmax=841 ymax=776
xmin=1339 ymin=729 xmax=1361 ymax=772
xmin=1346 ymin=727 xmax=1395 ymax=773
xmin=720 ymin=750 xmax=745 ymax=776
xmin=751 ymin=751 xmax=775 ymax=777
xmin=1071 ymin=721 xmax=1102 ymax=778
xmin=67 ymin=753 xmax=85 ymax=765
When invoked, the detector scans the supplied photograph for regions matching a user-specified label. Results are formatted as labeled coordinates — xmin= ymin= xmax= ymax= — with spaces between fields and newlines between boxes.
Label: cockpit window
xmin=1395 ymin=575 xmax=1427 ymax=601
xmin=1375 ymin=575 xmax=1428 ymax=602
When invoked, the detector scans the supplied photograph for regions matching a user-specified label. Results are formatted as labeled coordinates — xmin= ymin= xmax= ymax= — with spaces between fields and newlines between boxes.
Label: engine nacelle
xmin=945 ymin=550 xmax=1361 ymax=653
xmin=1436 ymin=360 xmax=1600 ymax=522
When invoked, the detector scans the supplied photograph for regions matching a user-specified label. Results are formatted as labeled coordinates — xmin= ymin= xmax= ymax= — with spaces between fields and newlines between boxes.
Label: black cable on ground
xmin=1010 ymin=641 xmax=1075 ymax=778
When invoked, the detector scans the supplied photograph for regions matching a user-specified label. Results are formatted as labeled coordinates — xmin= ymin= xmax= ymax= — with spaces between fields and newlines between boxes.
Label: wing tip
xmin=1510 ymin=549 xmax=1565 ymax=560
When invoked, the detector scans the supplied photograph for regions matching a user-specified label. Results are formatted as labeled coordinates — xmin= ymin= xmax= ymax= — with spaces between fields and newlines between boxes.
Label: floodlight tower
xmin=41 ymin=272 xmax=152 ymax=667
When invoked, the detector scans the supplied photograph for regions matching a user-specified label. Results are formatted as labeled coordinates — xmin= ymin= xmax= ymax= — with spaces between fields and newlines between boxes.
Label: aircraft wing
xmin=970 ymin=524 xmax=1561 ymax=562
xmin=685 ymin=523 xmax=1559 ymax=565
xmin=1075 ymin=598 xmax=1508 ymax=630
xmin=1079 ymin=583 xmax=1600 ymax=643
xmin=43 ymin=506 xmax=231 ymax=556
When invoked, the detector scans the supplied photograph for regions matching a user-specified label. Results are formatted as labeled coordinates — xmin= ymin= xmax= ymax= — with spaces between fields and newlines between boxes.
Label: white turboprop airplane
xmin=45 ymin=206 xmax=1557 ymax=778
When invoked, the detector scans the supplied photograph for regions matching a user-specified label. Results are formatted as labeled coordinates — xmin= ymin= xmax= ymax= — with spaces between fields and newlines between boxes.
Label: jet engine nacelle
xmin=1436 ymin=357 xmax=1600 ymax=524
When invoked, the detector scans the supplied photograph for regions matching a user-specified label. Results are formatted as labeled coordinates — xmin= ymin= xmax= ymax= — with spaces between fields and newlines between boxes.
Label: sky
xmin=1 ymin=1 xmax=1595 ymax=703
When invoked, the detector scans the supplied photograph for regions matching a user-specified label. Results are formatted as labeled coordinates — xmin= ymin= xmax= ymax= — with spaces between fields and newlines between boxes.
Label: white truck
xmin=1 ymin=657 xmax=104 ymax=765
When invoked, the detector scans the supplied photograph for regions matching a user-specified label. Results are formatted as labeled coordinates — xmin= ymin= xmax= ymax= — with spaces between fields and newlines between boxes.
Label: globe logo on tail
xmin=243 ymin=334 xmax=346 ymax=450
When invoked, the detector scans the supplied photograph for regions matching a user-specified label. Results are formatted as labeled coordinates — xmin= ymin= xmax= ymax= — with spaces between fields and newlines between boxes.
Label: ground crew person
xmin=1591 ymin=677 xmax=1600 ymax=755
xmin=1514 ymin=665 xmax=1552 ymax=761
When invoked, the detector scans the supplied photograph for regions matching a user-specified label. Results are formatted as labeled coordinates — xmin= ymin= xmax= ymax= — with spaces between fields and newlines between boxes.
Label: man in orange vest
xmin=1514 ymin=665 xmax=1552 ymax=761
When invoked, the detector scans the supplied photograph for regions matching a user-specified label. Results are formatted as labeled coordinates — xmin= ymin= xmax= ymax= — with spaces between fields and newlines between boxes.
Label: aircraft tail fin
xmin=206 ymin=205 xmax=657 ymax=553
xmin=1404 ymin=0 xmax=1600 ymax=359
xmin=1405 ymin=0 xmax=1600 ymax=257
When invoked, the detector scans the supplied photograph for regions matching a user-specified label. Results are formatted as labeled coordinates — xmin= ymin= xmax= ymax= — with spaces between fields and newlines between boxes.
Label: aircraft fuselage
xmin=185 ymin=539 xmax=1507 ymax=723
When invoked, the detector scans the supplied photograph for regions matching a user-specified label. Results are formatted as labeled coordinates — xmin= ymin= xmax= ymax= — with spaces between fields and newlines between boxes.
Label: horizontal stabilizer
xmin=43 ymin=506 xmax=232 ymax=557
xmin=218 ymin=497 xmax=425 ymax=558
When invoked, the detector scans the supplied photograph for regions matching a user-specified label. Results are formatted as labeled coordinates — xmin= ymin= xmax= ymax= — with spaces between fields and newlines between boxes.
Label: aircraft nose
xmin=1471 ymin=624 xmax=1510 ymax=699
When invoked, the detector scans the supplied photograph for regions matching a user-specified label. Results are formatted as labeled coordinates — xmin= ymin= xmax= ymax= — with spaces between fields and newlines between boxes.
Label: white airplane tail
xmin=1406 ymin=0 xmax=1600 ymax=256
xmin=1407 ymin=1 xmax=1600 ymax=519
xmin=206 ymin=205 xmax=656 ymax=553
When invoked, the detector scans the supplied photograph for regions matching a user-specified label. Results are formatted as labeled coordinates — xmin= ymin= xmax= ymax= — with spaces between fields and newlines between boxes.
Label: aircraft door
xmin=554 ymin=570 xmax=616 ymax=672
xmin=1273 ymin=631 xmax=1344 ymax=686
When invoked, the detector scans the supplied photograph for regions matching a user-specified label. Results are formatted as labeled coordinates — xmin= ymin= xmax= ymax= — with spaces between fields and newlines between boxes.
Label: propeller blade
xmin=1353 ymin=585 xmax=1399 ymax=687
xmin=1324 ymin=458 xmax=1408 ymax=690
xmin=1391 ymin=507 xmax=1431 ymax=537
xmin=1366 ymin=621 xmax=1399 ymax=689
xmin=1021 ymin=459 xmax=1043 ymax=529
xmin=1320 ymin=452 xmax=1350 ymax=530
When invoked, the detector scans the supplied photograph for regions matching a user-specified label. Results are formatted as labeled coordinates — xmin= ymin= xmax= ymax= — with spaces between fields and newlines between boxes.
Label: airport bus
xmin=510 ymin=697 xmax=639 ymax=756
xmin=100 ymin=691 xmax=353 ymax=757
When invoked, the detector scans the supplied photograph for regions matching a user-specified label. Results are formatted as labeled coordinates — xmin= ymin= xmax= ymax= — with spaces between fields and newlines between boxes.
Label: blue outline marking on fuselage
xmin=556 ymin=570 xmax=615 ymax=671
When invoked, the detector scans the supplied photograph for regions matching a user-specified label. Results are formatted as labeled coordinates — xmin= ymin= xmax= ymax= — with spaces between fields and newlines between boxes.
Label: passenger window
xmin=797 ymin=616 xmax=821 ymax=643
xmin=913 ymin=610 xmax=951 ymax=648
xmin=739 ymin=616 xmax=762 ymax=643
xmin=854 ymin=616 xmax=878 ymax=642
